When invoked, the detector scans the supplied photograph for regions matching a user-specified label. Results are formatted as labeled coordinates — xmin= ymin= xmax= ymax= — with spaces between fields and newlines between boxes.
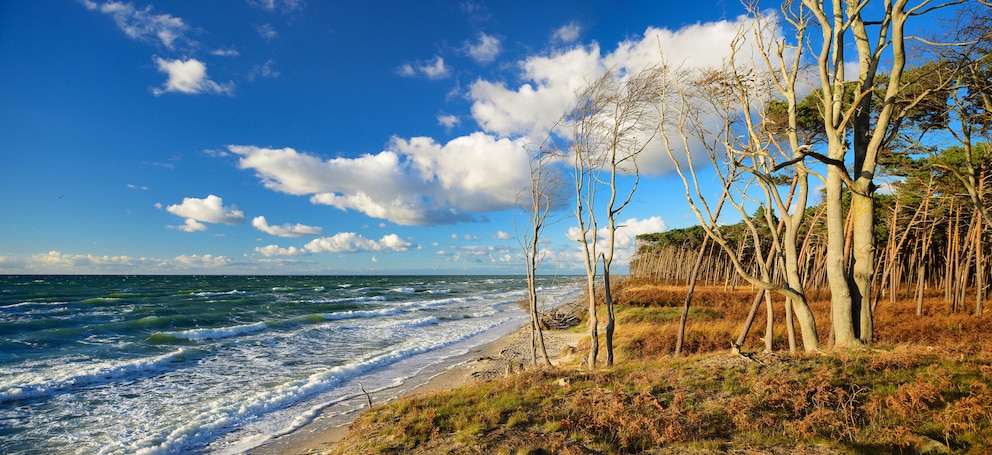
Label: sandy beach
xmin=248 ymin=324 xmax=583 ymax=455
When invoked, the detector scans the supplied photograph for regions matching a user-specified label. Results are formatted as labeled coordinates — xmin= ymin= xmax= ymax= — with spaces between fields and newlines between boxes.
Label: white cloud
xmin=248 ymin=60 xmax=280 ymax=80
xmin=210 ymin=48 xmax=240 ymax=57
xmin=252 ymin=216 xmax=323 ymax=237
xmin=304 ymin=232 xmax=413 ymax=254
xmin=397 ymin=63 xmax=416 ymax=77
xmin=248 ymin=0 xmax=305 ymax=13
xmin=84 ymin=1 xmax=189 ymax=49
xmin=469 ymin=44 xmax=604 ymax=138
xmin=420 ymin=56 xmax=450 ymax=79
xmin=255 ymin=244 xmax=307 ymax=256
xmin=228 ymin=16 xmax=780 ymax=233
xmin=553 ymin=22 xmax=581 ymax=43
xmin=175 ymin=218 xmax=208 ymax=232
xmin=0 ymin=255 xmax=25 ymax=270
xmin=173 ymin=254 xmax=234 ymax=268
xmin=466 ymin=18 xmax=773 ymax=174
xmin=437 ymin=244 xmax=518 ymax=264
xmin=152 ymin=57 xmax=235 ymax=96
xmin=7 ymin=250 xmax=311 ymax=273
xmin=19 ymin=250 xmax=238 ymax=273
xmin=229 ymin=132 xmax=530 ymax=225
xmin=494 ymin=230 xmax=511 ymax=240
xmin=256 ymin=23 xmax=278 ymax=41
xmin=399 ymin=56 xmax=450 ymax=79
xmin=566 ymin=216 xmax=667 ymax=265
xmin=437 ymin=113 xmax=460 ymax=129
xmin=28 ymin=250 xmax=158 ymax=271
xmin=166 ymin=195 xmax=246 ymax=231
xmin=466 ymin=32 xmax=500 ymax=64
xmin=255 ymin=232 xmax=413 ymax=257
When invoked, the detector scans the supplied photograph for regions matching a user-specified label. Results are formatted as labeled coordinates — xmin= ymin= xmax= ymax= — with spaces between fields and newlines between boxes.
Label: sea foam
xmin=0 ymin=348 xmax=189 ymax=404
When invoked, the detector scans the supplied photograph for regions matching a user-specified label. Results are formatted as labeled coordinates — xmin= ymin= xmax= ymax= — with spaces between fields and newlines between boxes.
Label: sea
xmin=0 ymin=275 xmax=580 ymax=454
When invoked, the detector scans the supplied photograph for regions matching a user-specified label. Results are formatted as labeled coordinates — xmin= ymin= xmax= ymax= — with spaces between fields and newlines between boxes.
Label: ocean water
xmin=0 ymin=275 xmax=579 ymax=454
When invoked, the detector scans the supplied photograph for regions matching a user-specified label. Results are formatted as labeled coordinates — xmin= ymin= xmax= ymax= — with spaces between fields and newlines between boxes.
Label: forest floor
xmin=329 ymin=279 xmax=992 ymax=454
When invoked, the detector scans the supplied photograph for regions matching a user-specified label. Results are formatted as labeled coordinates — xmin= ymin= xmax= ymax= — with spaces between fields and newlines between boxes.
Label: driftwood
xmin=540 ymin=305 xmax=581 ymax=330
xmin=517 ymin=297 xmax=582 ymax=331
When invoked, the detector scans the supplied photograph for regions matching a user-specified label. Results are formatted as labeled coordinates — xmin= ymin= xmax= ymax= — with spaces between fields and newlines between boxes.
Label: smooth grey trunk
xmin=675 ymin=235 xmax=710 ymax=356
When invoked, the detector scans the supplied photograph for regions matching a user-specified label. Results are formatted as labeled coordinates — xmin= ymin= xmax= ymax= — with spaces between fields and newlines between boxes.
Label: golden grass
xmin=333 ymin=278 xmax=992 ymax=454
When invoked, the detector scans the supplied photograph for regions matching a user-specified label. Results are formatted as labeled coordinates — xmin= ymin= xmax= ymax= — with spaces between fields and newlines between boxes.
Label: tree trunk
xmin=585 ymin=272 xmax=598 ymax=368
xmin=602 ymin=260 xmax=615 ymax=367
xmin=676 ymin=235 xmax=711 ymax=356
xmin=826 ymin=149 xmax=859 ymax=347
xmin=850 ymin=188 xmax=875 ymax=344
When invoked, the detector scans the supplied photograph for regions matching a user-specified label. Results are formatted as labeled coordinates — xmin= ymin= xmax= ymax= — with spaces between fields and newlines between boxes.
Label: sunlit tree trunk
xmin=518 ymin=145 xmax=565 ymax=367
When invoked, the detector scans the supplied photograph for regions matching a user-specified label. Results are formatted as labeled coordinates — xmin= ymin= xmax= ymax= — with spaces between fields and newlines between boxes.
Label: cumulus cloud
xmin=82 ymin=0 xmax=189 ymax=49
xmin=20 ymin=250 xmax=237 ymax=273
xmin=494 ymin=230 xmax=511 ymax=240
xmin=173 ymin=254 xmax=234 ymax=268
xmin=252 ymin=216 xmax=323 ymax=237
xmin=256 ymin=232 xmax=413 ymax=256
xmin=254 ymin=244 xmax=307 ymax=256
xmin=256 ymin=23 xmax=278 ymax=41
xmin=466 ymin=32 xmax=500 ymax=64
xmin=229 ymin=16 xmax=781 ymax=231
xmin=152 ymin=57 xmax=235 ymax=96
xmin=437 ymin=113 xmax=460 ymax=129
xmin=552 ymin=22 xmax=581 ymax=43
xmin=248 ymin=0 xmax=305 ymax=13
xmin=469 ymin=45 xmax=604 ymax=138
xmin=229 ymin=132 xmax=530 ymax=225
xmin=421 ymin=56 xmax=449 ymax=79
xmin=566 ymin=216 xmax=667 ymax=265
xmin=9 ymin=250 xmax=283 ymax=274
xmin=28 ymin=250 xmax=156 ymax=271
xmin=0 ymin=255 xmax=25 ymax=270
xmin=166 ymin=195 xmax=246 ymax=231
xmin=437 ymin=244 xmax=518 ymax=264
xmin=176 ymin=218 xmax=208 ymax=232
xmin=211 ymin=48 xmax=240 ymax=57
xmin=468 ymin=17 xmax=773 ymax=174
xmin=248 ymin=60 xmax=280 ymax=81
xmin=399 ymin=56 xmax=450 ymax=79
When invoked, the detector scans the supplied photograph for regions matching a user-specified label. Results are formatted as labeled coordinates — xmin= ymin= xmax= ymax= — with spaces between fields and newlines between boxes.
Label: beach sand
xmin=248 ymin=325 xmax=583 ymax=455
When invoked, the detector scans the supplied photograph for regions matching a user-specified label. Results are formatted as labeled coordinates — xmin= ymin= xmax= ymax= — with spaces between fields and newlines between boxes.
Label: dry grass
xmin=333 ymin=278 xmax=992 ymax=454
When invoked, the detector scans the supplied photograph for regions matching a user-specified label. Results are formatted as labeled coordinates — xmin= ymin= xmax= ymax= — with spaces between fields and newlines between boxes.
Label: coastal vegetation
xmin=332 ymin=0 xmax=992 ymax=452
xmin=332 ymin=281 xmax=992 ymax=454
xmin=513 ymin=0 xmax=992 ymax=370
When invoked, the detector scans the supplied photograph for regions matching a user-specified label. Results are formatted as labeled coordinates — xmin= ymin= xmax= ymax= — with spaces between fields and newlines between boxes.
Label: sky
xmin=0 ymin=0 xmax=860 ymax=275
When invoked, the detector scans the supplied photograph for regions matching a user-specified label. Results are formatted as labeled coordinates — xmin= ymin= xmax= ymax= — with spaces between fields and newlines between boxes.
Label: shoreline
xmin=249 ymin=324 xmax=583 ymax=455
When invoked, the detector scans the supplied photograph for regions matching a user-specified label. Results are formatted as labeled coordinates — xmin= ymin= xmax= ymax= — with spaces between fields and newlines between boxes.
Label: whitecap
xmin=162 ymin=321 xmax=268 ymax=341
xmin=0 ymin=349 xmax=188 ymax=404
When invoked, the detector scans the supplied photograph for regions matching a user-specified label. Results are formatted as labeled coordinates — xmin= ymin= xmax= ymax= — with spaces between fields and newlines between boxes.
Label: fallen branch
xmin=730 ymin=342 xmax=763 ymax=364
xmin=358 ymin=382 xmax=373 ymax=407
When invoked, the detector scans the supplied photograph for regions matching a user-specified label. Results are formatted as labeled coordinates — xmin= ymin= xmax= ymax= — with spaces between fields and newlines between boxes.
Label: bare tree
xmin=597 ymin=69 xmax=661 ymax=366
xmin=563 ymin=75 xmax=606 ymax=369
xmin=656 ymin=6 xmax=822 ymax=353
xmin=555 ymin=66 xmax=661 ymax=368
xmin=516 ymin=143 xmax=567 ymax=367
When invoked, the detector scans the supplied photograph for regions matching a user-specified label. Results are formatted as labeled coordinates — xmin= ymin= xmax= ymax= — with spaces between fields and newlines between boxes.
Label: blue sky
xmin=0 ymin=0 xmax=789 ymax=275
